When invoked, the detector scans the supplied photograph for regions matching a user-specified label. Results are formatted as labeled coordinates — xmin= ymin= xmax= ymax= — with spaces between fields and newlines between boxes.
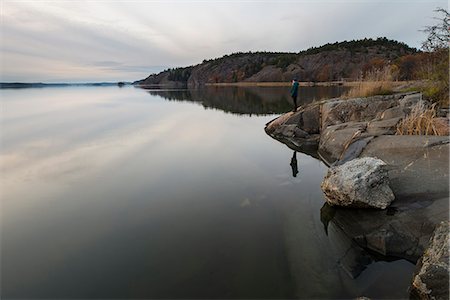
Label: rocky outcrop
xmin=411 ymin=221 xmax=449 ymax=300
xmin=265 ymin=91 xmax=449 ymax=274
xmin=266 ymin=92 xmax=449 ymax=201
xmin=135 ymin=38 xmax=417 ymax=87
xmin=319 ymin=93 xmax=423 ymax=163
xmin=265 ymin=102 xmax=322 ymax=153
xmin=321 ymin=157 xmax=395 ymax=209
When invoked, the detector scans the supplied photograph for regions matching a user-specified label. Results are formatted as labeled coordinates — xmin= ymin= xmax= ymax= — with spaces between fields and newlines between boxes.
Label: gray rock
xmin=273 ymin=124 xmax=297 ymax=137
xmin=322 ymin=196 xmax=449 ymax=261
xmin=319 ymin=122 xmax=369 ymax=164
xmin=300 ymin=104 xmax=321 ymax=134
xmin=399 ymin=93 xmax=423 ymax=114
xmin=337 ymin=136 xmax=374 ymax=165
xmin=360 ymin=135 xmax=449 ymax=200
xmin=380 ymin=106 xmax=405 ymax=120
xmin=283 ymin=110 xmax=303 ymax=126
xmin=411 ymin=221 xmax=449 ymax=300
xmin=265 ymin=111 xmax=297 ymax=135
xmin=294 ymin=127 xmax=309 ymax=138
xmin=321 ymin=157 xmax=395 ymax=209
xmin=321 ymin=95 xmax=399 ymax=129
xmin=366 ymin=117 xmax=402 ymax=135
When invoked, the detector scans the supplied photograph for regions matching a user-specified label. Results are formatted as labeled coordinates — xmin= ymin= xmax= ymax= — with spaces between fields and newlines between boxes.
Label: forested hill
xmin=134 ymin=37 xmax=418 ymax=87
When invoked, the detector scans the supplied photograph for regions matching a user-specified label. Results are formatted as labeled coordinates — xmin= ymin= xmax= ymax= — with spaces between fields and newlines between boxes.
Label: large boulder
xmin=410 ymin=221 xmax=449 ymax=300
xmin=321 ymin=157 xmax=395 ymax=209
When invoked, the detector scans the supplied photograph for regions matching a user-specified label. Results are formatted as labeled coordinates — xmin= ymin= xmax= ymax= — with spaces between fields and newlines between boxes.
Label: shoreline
xmin=264 ymin=92 xmax=449 ymax=299
xmin=204 ymin=80 xmax=417 ymax=88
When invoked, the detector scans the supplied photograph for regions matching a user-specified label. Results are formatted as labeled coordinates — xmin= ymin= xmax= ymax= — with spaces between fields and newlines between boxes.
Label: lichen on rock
xmin=410 ymin=221 xmax=449 ymax=300
xmin=321 ymin=157 xmax=395 ymax=209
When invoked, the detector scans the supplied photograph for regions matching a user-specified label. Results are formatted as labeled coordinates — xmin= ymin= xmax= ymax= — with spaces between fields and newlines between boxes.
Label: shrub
xmin=396 ymin=101 xmax=449 ymax=135
xmin=420 ymin=8 xmax=449 ymax=107
xmin=344 ymin=66 xmax=394 ymax=98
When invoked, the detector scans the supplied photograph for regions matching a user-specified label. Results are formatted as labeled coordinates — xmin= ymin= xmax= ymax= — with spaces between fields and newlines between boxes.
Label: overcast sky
xmin=1 ymin=0 xmax=447 ymax=82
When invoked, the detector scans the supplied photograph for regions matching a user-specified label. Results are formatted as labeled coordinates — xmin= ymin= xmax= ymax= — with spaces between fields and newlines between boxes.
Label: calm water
xmin=1 ymin=86 xmax=414 ymax=299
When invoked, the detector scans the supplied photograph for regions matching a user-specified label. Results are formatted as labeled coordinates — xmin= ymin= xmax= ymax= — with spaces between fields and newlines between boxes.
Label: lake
xmin=1 ymin=85 xmax=415 ymax=299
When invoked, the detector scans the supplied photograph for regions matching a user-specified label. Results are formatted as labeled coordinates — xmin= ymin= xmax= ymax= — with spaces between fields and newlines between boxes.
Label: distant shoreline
xmin=0 ymin=82 xmax=130 ymax=89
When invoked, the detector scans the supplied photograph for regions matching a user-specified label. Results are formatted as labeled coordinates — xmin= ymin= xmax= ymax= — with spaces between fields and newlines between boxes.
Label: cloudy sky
xmin=1 ymin=0 xmax=447 ymax=82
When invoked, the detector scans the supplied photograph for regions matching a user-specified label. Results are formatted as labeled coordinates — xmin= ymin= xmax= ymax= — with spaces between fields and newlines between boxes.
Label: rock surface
xmin=318 ymin=93 xmax=423 ymax=163
xmin=411 ymin=221 xmax=449 ymax=300
xmin=321 ymin=157 xmax=395 ymax=209
xmin=361 ymin=135 xmax=449 ymax=199
xmin=266 ymin=91 xmax=449 ymax=296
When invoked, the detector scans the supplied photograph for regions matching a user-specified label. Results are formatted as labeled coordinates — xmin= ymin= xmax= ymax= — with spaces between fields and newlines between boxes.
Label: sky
xmin=0 ymin=0 xmax=447 ymax=83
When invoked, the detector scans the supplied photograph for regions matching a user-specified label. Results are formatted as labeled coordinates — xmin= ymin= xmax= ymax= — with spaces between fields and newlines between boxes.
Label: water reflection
xmin=141 ymin=86 xmax=348 ymax=115
xmin=1 ymin=86 xmax=413 ymax=299
xmin=290 ymin=151 xmax=299 ymax=177
xmin=318 ymin=203 xmax=416 ymax=297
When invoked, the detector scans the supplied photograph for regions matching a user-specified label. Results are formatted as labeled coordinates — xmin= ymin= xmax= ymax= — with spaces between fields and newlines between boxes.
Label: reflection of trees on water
xmin=142 ymin=86 xmax=348 ymax=116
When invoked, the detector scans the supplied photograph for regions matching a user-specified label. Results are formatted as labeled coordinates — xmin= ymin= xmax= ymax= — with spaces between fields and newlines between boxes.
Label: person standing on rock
xmin=290 ymin=78 xmax=299 ymax=111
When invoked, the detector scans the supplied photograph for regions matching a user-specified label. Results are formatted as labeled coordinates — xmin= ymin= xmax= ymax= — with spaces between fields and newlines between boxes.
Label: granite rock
xmin=321 ymin=157 xmax=395 ymax=209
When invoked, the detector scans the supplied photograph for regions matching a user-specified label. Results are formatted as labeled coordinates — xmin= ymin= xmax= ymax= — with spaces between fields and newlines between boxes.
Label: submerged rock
xmin=411 ymin=221 xmax=449 ymax=300
xmin=321 ymin=157 xmax=395 ymax=209
xmin=321 ymin=196 xmax=449 ymax=262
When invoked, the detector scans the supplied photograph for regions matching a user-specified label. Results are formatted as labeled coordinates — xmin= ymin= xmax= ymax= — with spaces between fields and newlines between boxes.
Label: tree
xmin=421 ymin=8 xmax=449 ymax=106
xmin=421 ymin=8 xmax=449 ymax=52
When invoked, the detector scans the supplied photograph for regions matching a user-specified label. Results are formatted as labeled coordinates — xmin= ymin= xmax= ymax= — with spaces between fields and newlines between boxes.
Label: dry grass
xmin=344 ymin=67 xmax=395 ymax=98
xmin=396 ymin=102 xmax=449 ymax=135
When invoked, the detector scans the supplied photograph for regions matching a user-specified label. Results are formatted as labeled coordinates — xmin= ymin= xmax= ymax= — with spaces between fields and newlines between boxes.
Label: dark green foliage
xmin=300 ymin=37 xmax=418 ymax=56
xmin=271 ymin=54 xmax=298 ymax=71
xmin=232 ymin=71 xmax=238 ymax=82
xmin=167 ymin=67 xmax=192 ymax=82
xmin=244 ymin=61 xmax=263 ymax=77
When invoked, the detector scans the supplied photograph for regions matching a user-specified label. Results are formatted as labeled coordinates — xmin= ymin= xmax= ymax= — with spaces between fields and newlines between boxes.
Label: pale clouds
xmin=0 ymin=0 xmax=447 ymax=82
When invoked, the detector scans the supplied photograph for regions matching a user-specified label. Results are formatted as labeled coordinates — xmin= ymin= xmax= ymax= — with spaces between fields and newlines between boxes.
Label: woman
xmin=290 ymin=78 xmax=299 ymax=111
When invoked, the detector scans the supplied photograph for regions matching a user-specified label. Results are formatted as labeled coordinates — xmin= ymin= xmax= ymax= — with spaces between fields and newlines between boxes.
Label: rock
xmin=321 ymin=157 xmax=395 ymax=209
xmin=319 ymin=122 xmax=369 ymax=164
xmin=337 ymin=136 xmax=374 ymax=165
xmin=399 ymin=93 xmax=423 ymax=114
xmin=265 ymin=111 xmax=297 ymax=134
xmin=432 ymin=117 xmax=450 ymax=136
xmin=321 ymin=95 xmax=399 ymax=129
xmin=322 ymin=196 xmax=449 ymax=261
xmin=366 ymin=117 xmax=402 ymax=136
xmin=380 ymin=106 xmax=405 ymax=120
xmin=360 ymin=135 xmax=449 ymax=199
xmin=411 ymin=221 xmax=449 ymax=300
xmin=273 ymin=124 xmax=297 ymax=137
xmin=294 ymin=127 xmax=309 ymax=138
xmin=283 ymin=111 xmax=303 ymax=125
xmin=300 ymin=104 xmax=321 ymax=134
xmin=363 ymin=222 xmax=418 ymax=256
